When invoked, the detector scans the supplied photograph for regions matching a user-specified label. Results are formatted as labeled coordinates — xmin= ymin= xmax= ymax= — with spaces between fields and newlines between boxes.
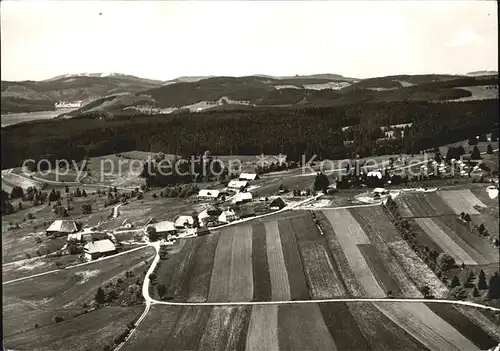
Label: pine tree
xmin=487 ymin=272 xmax=500 ymax=299
xmin=95 ymin=287 xmax=105 ymax=304
xmin=487 ymin=144 xmax=494 ymax=154
xmin=478 ymin=269 xmax=488 ymax=289
xmin=450 ymin=276 xmax=460 ymax=289
xmin=472 ymin=287 xmax=480 ymax=297
xmin=471 ymin=146 xmax=481 ymax=160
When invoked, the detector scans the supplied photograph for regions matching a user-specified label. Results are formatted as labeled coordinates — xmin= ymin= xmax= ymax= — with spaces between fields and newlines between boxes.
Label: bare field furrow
xmin=277 ymin=219 xmax=310 ymax=300
xmin=317 ymin=211 xmax=364 ymax=297
xmin=265 ymin=221 xmax=292 ymax=301
xmin=198 ymin=306 xmax=251 ymax=351
xmin=350 ymin=207 xmax=422 ymax=298
xmin=298 ymin=241 xmax=346 ymax=298
xmin=251 ymin=223 xmax=272 ymax=301
xmin=375 ymin=302 xmax=478 ymax=351
xmin=246 ymin=305 xmax=279 ymax=351
xmin=348 ymin=302 xmax=427 ymax=351
xmin=388 ymin=240 xmax=448 ymax=298
xmin=323 ymin=209 xmax=385 ymax=297
xmin=208 ymin=231 xmax=234 ymax=302
xmin=187 ymin=233 xmax=220 ymax=302
xmin=229 ymin=226 xmax=253 ymax=302
xmin=278 ymin=303 xmax=337 ymax=351
xmin=439 ymin=189 xmax=486 ymax=215
xmin=415 ymin=218 xmax=478 ymax=265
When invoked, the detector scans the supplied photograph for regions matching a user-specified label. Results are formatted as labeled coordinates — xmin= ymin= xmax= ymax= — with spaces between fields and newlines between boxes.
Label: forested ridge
xmin=1 ymin=99 xmax=498 ymax=168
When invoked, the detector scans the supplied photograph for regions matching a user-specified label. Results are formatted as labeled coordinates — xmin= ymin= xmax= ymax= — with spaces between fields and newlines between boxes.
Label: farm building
xmin=174 ymin=215 xmax=195 ymax=229
xmin=197 ymin=189 xmax=224 ymax=200
xmin=83 ymin=239 xmax=116 ymax=260
xmin=144 ymin=221 xmax=177 ymax=237
xmin=232 ymin=192 xmax=253 ymax=204
xmin=46 ymin=220 xmax=80 ymax=237
xmin=269 ymin=197 xmax=286 ymax=210
xmin=195 ymin=226 xmax=210 ymax=236
xmin=239 ymin=172 xmax=259 ymax=181
xmin=198 ymin=206 xmax=222 ymax=226
xmin=67 ymin=228 xmax=108 ymax=243
xmin=227 ymin=180 xmax=249 ymax=190
xmin=218 ymin=209 xmax=237 ymax=223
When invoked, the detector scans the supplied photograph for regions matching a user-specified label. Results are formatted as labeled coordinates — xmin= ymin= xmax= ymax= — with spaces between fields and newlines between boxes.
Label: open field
xmin=121 ymin=302 xmax=499 ymax=350
xmin=350 ymin=206 xmax=422 ymax=298
xmin=4 ymin=305 xmax=144 ymax=351
xmin=415 ymin=217 xmax=479 ymax=265
xmin=322 ymin=209 xmax=386 ymax=297
xmin=3 ymin=246 xmax=155 ymax=350
xmin=396 ymin=192 xmax=455 ymax=217
xmin=82 ymin=154 xmax=145 ymax=188
xmin=374 ymin=302 xmax=479 ymax=350
xmin=439 ymin=189 xmax=487 ymax=215
xmin=264 ymin=221 xmax=292 ymax=301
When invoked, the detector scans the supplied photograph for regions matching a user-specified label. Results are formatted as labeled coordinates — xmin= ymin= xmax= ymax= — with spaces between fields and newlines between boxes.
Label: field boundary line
xmin=149 ymin=297 xmax=500 ymax=311
xmin=293 ymin=203 xmax=382 ymax=211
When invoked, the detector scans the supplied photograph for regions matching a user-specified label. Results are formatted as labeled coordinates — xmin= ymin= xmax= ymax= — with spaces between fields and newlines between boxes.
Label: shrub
xmin=53 ymin=315 xmax=64 ymax=323
xmin=34 ymin=323 xmax=39 ymax=328
xmin=148 ymin=273 xmax=156 ymax=281
xmin=436 ymin=253 xmax=456 ymax=271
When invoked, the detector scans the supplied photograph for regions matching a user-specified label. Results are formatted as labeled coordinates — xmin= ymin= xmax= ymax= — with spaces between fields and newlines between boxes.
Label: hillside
xmin=3 ymin=72 xmax=498 ymax=117
xmin=61 ymin=74 xmax=500 ymax=118
xmin=1 ymin=74 xmax=164 ymax=114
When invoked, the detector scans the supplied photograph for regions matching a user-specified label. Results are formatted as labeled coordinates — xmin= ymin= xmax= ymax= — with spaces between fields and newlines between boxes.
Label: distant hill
xmin=465 ymin=70 xmax=498 ymax=77
xmin=3 ymin=72 xmax=498 ymax=117
xmin=1 ymin=74 xmax=164 ymax=114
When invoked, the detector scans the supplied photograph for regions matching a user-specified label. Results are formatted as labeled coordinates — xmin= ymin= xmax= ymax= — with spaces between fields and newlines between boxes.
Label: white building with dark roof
xmin=46 ymin=220 xmax=79 ymax=237
xmin=84 ymin=239 xmax=116 ymax=260
xmin=239 ymin=173 xmax=259 ymax=181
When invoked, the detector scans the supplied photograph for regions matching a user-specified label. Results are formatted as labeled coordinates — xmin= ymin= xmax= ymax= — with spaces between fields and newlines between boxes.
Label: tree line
xmin=2 ymin=100 xmax=497 ymax=169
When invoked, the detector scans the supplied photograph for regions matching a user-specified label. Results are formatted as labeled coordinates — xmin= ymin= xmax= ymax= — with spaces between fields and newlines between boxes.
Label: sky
xmin=1 ymin=0 xmax=497 ymax=81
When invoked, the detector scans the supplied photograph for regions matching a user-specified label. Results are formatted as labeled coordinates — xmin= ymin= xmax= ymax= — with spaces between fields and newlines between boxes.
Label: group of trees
xmin=449 ymin=269 xmax=500 ymax=300
xmin=2 ymin=99 xmax=497 ymax=171
xmin=154 ymin=184 xmax=200 ymax=199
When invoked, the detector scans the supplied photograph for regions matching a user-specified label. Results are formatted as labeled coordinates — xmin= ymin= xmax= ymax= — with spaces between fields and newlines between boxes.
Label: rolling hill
xmin=1 ymin=74 xmax=164 ymax=114
xmin=2 ymin=72 xmax=498 ymax=117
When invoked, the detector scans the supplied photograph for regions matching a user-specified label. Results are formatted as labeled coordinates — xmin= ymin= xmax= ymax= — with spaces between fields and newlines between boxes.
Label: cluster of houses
xmin=46 ymin=220 xmax=117 ymax=261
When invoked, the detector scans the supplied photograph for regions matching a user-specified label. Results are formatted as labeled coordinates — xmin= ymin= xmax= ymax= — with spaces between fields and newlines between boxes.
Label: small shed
xmin=239 ymin=173 xmax=259 ymax=181
xmin=196 ymin=226 xmax=210 ymax=236
xmin=198 ymin=189 xmax=222 ymax=199
xmin=269 ymin=197 xmax=286 ymax=211
xmin=84 ymin=239 xmax=116 ymax=260
xmin=228 ymin=180 xmax=249 ymax=189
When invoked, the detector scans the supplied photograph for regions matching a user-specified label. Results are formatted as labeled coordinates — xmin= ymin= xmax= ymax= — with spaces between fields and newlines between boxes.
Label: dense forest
xmin=1 ymin=99 xmax=498 ymax=169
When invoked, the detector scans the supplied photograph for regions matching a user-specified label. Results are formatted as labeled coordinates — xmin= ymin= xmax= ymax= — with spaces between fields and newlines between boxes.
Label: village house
xmin=232 ymin=191 xmax=253 ymax=204
xmin=144 ymin=220 xmax=177 ymax=238
xmin=174 ymin=215 xmax=195 ymax=229
xmin=239 ymin=172 xmax=259 ymax=181
xmin=67 ymin=228 xmax=108 ymax=243
xmin=218 ymin=209 xmax=237 ymax=223
xmin=268 ymin=197 xmax=286 ymax=211
xmin=227 ymin=180 xmax=249 ymax=190
xmin=46 ymin=220 xmax=80 ymax=237
xmin=198 ymin=205 xmax=222 ymax=226
xmin=83 ymin=239 xmax=116 ymax=260
xmin=197 ymin=189 xmax=225 ymax=200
